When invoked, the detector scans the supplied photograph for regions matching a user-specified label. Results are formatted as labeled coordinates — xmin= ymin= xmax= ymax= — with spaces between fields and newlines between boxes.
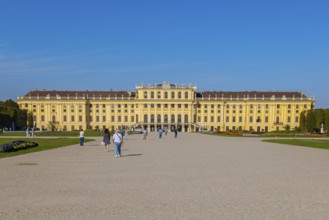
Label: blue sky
xmin=0 ymin=0 xmax=328 ymax=107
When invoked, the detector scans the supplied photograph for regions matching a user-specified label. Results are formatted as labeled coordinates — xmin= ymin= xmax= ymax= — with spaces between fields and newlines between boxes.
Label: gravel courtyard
xmin=0 ymin=133 xmax=329 ymax=220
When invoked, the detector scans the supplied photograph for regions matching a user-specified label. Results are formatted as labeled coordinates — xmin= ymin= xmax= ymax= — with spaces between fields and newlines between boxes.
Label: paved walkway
xmin=0 ymin=133 xmax=329 ymax=219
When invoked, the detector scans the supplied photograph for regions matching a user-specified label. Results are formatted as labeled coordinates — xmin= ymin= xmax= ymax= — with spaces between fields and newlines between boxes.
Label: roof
xmin=24 ymin=90 xmax=131 ymax=98
xmin=201 ymin=91 xmax=308 ymax=99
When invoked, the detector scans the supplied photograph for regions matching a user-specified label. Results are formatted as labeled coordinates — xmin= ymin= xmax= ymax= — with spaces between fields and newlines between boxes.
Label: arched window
xmin=185 ymin=92 xmax=188 ymax=99
xmin=151 ymin=114 xmax=155 ymax=123
xmin=144 ymin=92 xmax=147 ymax=99
xmin=178 ymin=114 xmax=182 ymax=123
xmin=184 ymin=114 xmax=188 ymax=123
xmin=164 ymin=114 xmax=168 ymax=123
xmin=151 ymin=91 xmax=154 ymax=99
xmin=157 ymin=114 xmax=161 ymax=123
xmin=144 ymin=114 xmax=148 ymax=122
xmin=165 ymin=92 xmax=168 ymax=99
xmin=171 ymin=114 xmax=175 ymax=122
xmin=171 ymin=92 xmax=175 ymax=99
xmin=157 ymin=91 xmax=161 ymax=99
xmin=178 ymin=92 xmax=181 ymax=99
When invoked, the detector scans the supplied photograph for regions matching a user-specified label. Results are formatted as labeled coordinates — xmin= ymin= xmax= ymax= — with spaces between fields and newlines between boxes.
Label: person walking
xmin=103 ymin=128 xmax=111 ymax=152
xmin=165 ymin=128 xmax=168 ymax=136
xmin=158 ymin=128 xmax=163 ymax=139
xmin=112 ymin=129 xmax=123 ymax=157
xmin=143 ymin=128 xmax=148 ymax=140
xmin=124 ymin=128 xmax=128 ymax=140
xmin=79 ymin=129 xmax=84 ymax=146
xmin=174 ymin=128 xmax=178 ymax=138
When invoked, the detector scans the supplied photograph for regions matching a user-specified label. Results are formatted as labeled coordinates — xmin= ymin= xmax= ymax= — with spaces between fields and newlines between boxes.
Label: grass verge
xmin=263 ymin=139 xmax=329 ymax=150
xmin=0 ymin=138 xmax=95 ymax=159
xmin=0 ymin=130 xmax=103 ymax=137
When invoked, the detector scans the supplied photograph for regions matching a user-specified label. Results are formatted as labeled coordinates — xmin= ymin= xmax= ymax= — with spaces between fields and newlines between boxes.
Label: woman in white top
xmin=79 ymin=129 xmax=84 ymax=146
xmin=112 ymin=129 xmax=123 ymax=157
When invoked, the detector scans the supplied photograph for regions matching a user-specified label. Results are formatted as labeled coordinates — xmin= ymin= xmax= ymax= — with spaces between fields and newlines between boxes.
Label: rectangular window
xmin=96 ymin=116 xmax=99 ymax=122
xmin=41 ymin=115 xmax=44 ymax=122
xmin=79 ymin=116 xmax=82 ymax=122
xmin=111 ymin=116 xmax=115 ymax=122
xmin=226 ymin=116 xmax=229 ymax=122
xmin=239 ymin=116 xmax=242 ymax=122
xmin=204 ymin=116 xmax=207 ymax=122
xmin=217 ymin=116 xmax=221 ymax=122
xmin=125 ymin=116 xmax=128 ymax=122
xmin=265 ymin=116 xmax=268 ymax=123
xmin=171 ymin=104 xmax=175 ymax=108
xmin=178 ymin=104 xmax=181 ymax=108
xmin=118 ymin=116 xmax=121 ymax=122
xmin=103 ymin=116 xmax=106 ymax=122
xmin=295 ymin=116 xmax=299 ymax=123
xmin=71 ymin=116 xmax=74 ymax=122
xmin=131 ymin=116 xmax=134 ymax=122
xmin=185 ymin=104 xmax=188 ymax=108
xmin=198 ymin=116 xmax=201 ymax=122
xmin=232 ymin=116 xmax=236 ymax=122
xmin=90 ymin=116 xmax=93 ymax=122
xmin=249 ymin=116 xmax=253 ymax=123
xmin=288 ymin=116 xmax=291 ymax=123
xmin=157 ymin=104 xmax=161 ymax=108
xmin=64 ymin=115 xmax=67 ymax=122
xmin=211 ymin=116 xmax=214 ymax=122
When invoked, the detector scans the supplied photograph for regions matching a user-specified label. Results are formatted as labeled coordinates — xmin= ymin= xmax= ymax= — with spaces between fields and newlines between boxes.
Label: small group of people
xmin=102 ymin=129 xmax=124 ymax=157
xmin=26 ymin=127 xmax=35 ymax=138
xmin=158 ymin=128 xmax=177 ymax=138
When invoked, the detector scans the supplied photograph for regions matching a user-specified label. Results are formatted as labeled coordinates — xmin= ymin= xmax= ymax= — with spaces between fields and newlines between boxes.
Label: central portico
xmin=134 ymin=81 xmax=198 ymax=132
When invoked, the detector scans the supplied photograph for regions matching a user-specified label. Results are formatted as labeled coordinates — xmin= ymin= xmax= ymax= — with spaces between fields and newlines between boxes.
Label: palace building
xmin=17 ymin=82 xmax=315 ymax=133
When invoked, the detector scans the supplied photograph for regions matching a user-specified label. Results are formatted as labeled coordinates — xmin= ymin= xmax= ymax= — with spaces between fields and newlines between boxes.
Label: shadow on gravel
xmin=122 ymin=154 xmax=142 ymax=157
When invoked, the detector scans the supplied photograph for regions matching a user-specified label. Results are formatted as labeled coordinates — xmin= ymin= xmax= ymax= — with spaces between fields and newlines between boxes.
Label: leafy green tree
xmin=27 ymin=112 xmax=33 ymax=128
xmin=300 ymin=111 xmax=307 ymax=132
xmin=315 ymin=109 xmax=325 ymax=129
xmin=284 ymin=124 xmax=290 ymax=132
xmin=325 ymin=112 xmax=329 ymax=135
xmin=305 ymin=110 xmax=316 ymax=132
xmin=16 ymin=109 xmax=27 ymax=129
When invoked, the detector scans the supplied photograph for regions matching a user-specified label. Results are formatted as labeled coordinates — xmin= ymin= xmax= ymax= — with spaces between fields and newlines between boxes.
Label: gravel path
xmin=1 ymin=133 xmax=329 ymax=219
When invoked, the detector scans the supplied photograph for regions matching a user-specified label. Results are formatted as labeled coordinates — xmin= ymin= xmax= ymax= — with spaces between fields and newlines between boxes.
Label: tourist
xmin=112 ymin=129 xmax=123 ymax=157
xmin=125 ymin=128 xmax=128 ymax=140
xmin=143 ymin=128 xmax=148 ymax=140
xmin=158 ymin=128 xmax=163 ymax=138
xmin=79 ymin=129 xmax=84 ymax=146
xmin=26 ymin=128 xmax=30 ymax=138
xmin=174 ymin=128 xmax=178 ymax=138
xmin=103 ymin=128 xmax=111 ymax=152
xmin=165 ymin=128 xmax=168 ymax=136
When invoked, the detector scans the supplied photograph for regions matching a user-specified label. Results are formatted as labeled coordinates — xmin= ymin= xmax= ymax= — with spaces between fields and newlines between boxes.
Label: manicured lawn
xmin=0 ymin=130 xmax=103 ymax=137
xmin=0 ymin=138 xmax=95 ymax=159
xmin=263 ymin=139 xmax=329 ymax=150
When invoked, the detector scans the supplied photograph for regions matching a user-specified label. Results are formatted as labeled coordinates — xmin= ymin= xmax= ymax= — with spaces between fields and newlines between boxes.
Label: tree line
xmin=0 ymin=99 xmax=31 ymax=130
xmin=300 ymin=109 xmax=329 ymax=134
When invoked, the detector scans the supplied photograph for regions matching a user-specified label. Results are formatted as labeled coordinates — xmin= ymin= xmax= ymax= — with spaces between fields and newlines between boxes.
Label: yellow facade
xmin=17 ymin=82 xmax=315 ymax=132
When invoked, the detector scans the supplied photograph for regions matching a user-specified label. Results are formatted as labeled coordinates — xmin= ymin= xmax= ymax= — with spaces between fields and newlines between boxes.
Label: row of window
xmin=197 ymin=116 xmax=299 ymax=123
xmin=201 ymin=104 xmax=307 ymax=109
xmin=143 ymin=91 xmax=190 ymax=99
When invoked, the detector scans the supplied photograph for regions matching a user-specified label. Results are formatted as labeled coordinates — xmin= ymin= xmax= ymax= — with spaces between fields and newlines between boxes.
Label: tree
xmin=305 ymin=110 xmax=316 ymax=132
xmin=16 ymin=109 xmax=27 ymax=129
xmin=27 ymin=112 xmax=33 ymax=128
xmin=315 ymin=109 xmax=325 ymax=129
xmin=300 ymin=111 xmax=307 ymax=132
xmin=325 ymin=112 xmax=329 ymax=135
xmin=284 ymin=124 xmax=290 ymax=132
